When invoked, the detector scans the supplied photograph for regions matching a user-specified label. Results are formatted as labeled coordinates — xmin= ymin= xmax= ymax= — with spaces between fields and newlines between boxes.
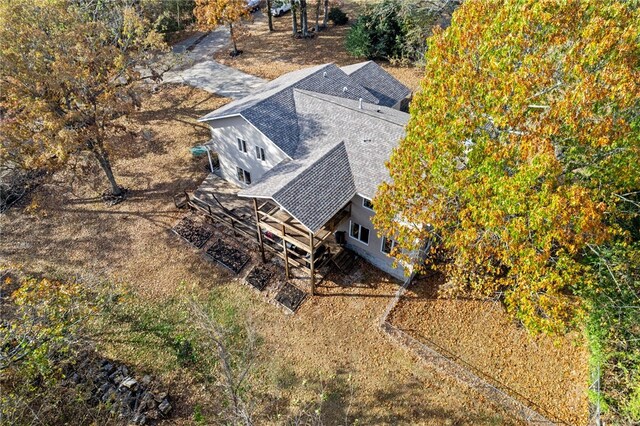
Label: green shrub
xmin=345 ymin=0 xmax=405 ymax=61
xmin=155 ymin=11 xmax=181 ymax=34
xmin=328 ymin=7 xmax=348 ymax=25
xmin=585 ymin=242 xmax=640 ymax=424
xmin=345 ymin=0 xmax=458 ymax=64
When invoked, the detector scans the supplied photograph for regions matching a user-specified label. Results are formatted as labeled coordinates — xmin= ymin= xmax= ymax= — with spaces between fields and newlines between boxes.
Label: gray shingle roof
xmin=292 ymin=90 xmax=408 ymax=198
xmin=198 ymin=63 xmax=379 ymax=157
xmin=238 ymin=90 xmax=409 ymax=232
xmin=341 ymin=61 xmax=411 ymax=107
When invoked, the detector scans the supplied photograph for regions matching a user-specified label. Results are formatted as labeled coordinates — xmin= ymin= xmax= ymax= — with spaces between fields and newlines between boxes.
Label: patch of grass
xmin=94 ymin=283 xmax=252 ymax=382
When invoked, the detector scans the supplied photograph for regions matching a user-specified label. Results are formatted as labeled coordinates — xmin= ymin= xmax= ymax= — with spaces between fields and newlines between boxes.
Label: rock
xmin=110 ymin=371 xmax=124 ymax=385
xmin=131 ymin=413 xmax=146 ymax=425
xmin=98 ymin=382 xmax=112 ymax=396
xmin=153 ymin=391 xmax=167 ymax=403
xmin=120 ymin=377 xmax=138 ymax=391
xmin=71 ymin=373 xmax=81 ymax=384
xmin=146 ymin=409 xmax=159 ymax=421
xmin=102 ymin=362 xmax=116 ymax=375
xmin=101 ymin=388 xmax=116 ymax=403
xmin=158 ymin=399 xmax=172 ymax=416
xmin=141 ymin=375 xmax=152 ymax=387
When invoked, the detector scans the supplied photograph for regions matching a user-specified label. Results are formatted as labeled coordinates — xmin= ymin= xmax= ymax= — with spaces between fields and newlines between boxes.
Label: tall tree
xmin=266 ymin=0 xmax=274 ymax=31
xmin=0 ymin=0 xmax=164 ymax=197
xmin=299 ymin=0 xmax=309 ymax=37
xmin=194 ymin=0 xmax=250 ymax=56
xmin=291 ymin=1 xmax=298 ymax=35
xmin=322 ymin=0 xmax=329 ymax=27
xmin=374 ymin=0 xmax=640 ymax=334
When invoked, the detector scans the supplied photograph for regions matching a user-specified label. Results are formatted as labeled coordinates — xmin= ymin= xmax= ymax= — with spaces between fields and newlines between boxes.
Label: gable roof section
xmin=198 ymin=63 xmax=379 ymax=158
xmin=341 ymin=61 xmax=411 ymax=108
xmin=239 ymin=142 xmax=356 ymax=233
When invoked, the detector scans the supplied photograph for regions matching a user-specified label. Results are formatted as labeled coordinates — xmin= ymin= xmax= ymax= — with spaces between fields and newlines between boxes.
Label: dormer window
xmin=237 ymin=138 xmax=247 ymax=153
xmin=256 ymin=146 xmax=265 ymax=161
xmin=362 ymin=197 xmax=374 ymax=211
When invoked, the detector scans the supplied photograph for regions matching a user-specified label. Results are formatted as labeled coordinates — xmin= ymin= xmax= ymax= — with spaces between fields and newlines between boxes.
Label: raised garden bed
xmin=246 ymin=266 xmax=272 ymax=291
xmin=275 ymin=283 xmax=306 ymax=313
xmin=172 ymin=216 xmax=212 ymax=248
xmin=205 ymin=239 xmax=250 ymax=274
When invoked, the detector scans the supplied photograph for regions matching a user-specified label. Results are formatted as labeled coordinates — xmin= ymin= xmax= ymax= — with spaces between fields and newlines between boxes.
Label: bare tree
xmin=189 ymin=299 xmax=256 ymax=426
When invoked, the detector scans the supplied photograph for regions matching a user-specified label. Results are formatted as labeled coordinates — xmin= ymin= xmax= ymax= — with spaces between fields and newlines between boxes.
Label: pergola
xmin=252 ymin=198 xmax=351 ymax=294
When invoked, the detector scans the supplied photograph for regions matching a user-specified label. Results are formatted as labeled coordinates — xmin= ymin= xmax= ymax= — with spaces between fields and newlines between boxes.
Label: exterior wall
xmin=336 ymin=194 xmax=408 ymax=280
xmin=206 ymin=115 xmax=288 ymax=188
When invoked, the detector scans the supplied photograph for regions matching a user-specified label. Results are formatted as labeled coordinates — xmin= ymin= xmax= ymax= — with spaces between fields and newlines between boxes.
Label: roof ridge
xmin=292 ymin=88 xmax=408 ymax=127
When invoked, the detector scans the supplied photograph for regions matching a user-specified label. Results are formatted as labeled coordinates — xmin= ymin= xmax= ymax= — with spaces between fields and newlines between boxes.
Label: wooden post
xmin=282 ymin=224 xmax=290 ymax=279
xmin=309 ymin=231 xmax=315 ymax=295
xmin=253 ymin=198 xmax=265 ymax=262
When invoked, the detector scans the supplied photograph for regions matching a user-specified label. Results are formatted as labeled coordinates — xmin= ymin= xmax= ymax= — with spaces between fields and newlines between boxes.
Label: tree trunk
xmin=322 ymin=0 xmax=328 ymax=27
xmin=266 ymin=0 xmax=273 ymax=31
xmin=300 ymin=0 xmax=308 ymax=37
xmin=89 ymin=141 xmax=122 ymax=196
xmin=292 ymin=5 xmax=297 ymax=35
xmin=229 ymin=23 xmax=238 ymax=55
xmin=315 ymin=0 xmax=320 ymax=33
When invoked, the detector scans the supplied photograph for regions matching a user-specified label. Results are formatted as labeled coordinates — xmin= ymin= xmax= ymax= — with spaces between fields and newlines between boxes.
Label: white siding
xmin=206 ymin=116 xmax=288 ymax=188
xmin=336 ymin=194 xmax=407 ymax=280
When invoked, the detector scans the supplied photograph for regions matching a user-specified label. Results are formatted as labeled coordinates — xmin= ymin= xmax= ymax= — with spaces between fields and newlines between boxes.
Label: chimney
xmin=359 ymin=98 xmax=363 ymax=109
xmin=323 ymin=71 xmax=327 ymax=78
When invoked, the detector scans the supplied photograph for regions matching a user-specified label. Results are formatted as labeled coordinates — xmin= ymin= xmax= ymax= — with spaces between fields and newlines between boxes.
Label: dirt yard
xmin=388 ymin=272 xmax=590 ymax=425
xmin=0 ymin=84 xmax=515 ymax=425
xmin=212 ymin=5 xmax=425 ymax=90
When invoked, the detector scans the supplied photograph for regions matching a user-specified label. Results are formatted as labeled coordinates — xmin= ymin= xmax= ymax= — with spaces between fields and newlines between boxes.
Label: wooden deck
xmin=187 ymin=173 xmax=353 ymax=294
xmin=188 ymin=173 xmax=257 ymax=240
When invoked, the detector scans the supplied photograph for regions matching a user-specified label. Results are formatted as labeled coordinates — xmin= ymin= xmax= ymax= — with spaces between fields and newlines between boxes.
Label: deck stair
xmin=331 ymin=248 xmax=358 ymax=274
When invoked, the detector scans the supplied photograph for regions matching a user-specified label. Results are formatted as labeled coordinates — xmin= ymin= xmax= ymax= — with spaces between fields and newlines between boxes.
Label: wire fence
xmin=378 ymin=274 xmax=601 ymax=425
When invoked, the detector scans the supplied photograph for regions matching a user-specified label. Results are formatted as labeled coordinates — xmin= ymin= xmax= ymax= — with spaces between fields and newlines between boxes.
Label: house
xmin=195 ymin=61 xmax=416 ymax=288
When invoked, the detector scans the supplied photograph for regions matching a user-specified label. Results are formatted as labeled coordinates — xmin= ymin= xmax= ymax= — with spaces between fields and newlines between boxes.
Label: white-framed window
xmin=256 ymin=146 xmax=265 ymax=161
xmin=236 ymin=166 xmax=251 ymax=184
xmin=237 ymin=137 xmax=247 ymax=153
xmin=381 ymin=236 xmax=397 ymax=255
xmin=349 ymin=221 xmax=370 ymax=245
xmin=362 ymin=197 xmax=374 ymax=211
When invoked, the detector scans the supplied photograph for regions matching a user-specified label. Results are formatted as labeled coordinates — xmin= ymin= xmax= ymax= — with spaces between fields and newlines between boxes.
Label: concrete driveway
xmin=162 ymin=28 xmax=266 ymax=99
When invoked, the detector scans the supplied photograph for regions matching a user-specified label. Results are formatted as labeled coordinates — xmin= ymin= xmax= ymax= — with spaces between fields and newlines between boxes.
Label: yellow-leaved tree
xmin=194 ymin=0 xmax=251 ymax=57
xmin=0 ymin=0 xmax=164 ymax=197
xmin=374 ymin=0 xmax=640 ymax=334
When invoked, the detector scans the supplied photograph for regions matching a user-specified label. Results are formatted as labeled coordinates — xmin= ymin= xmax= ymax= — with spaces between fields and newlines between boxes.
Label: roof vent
xmin=343 ymin=86 xmax=348 ymax=93
xmin=323 ymin=71 xmax=327 ymax=78
xmin=359 ymin=98 xmax=363 ymax=109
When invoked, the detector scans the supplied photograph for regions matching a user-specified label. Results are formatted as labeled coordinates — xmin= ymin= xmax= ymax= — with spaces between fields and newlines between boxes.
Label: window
xmin=362 ymin=197 xmax=374 ymax=211
xmin=381 ymin=237 xmax=396 ymax=255
xmin=237 ymin=138 xmax=247 ymax=153
xmin=349 ymin=221 xmax=370 ymax=245
xmin=256 ymin=146 xmax=265 ymax=161
xmin=236 ymin=166 xmax=251 ymax=184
